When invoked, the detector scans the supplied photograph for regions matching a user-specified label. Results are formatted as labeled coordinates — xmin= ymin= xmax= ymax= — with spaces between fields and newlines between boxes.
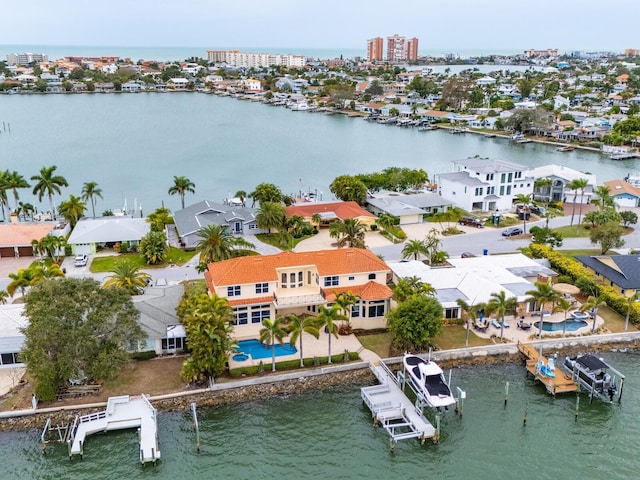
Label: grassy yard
xmin=557 ymin=249 xmax=603 ymax=258
xmin=90 ymin=247 xmax=197 ymax=273
xmin=553 ymin=224 xmax=591 ymax=238
xmin=356 ymin=332 xmax=393 ymax=358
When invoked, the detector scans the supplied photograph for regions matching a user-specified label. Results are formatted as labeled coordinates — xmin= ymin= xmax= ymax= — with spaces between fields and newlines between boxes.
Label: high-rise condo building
xmin=386 ymin=35 xmax=419 ymax=62
xmin=407 ymin=38 xmax=419 ymax=61
xmin=367 ymin=37 xmax=384 ymax=62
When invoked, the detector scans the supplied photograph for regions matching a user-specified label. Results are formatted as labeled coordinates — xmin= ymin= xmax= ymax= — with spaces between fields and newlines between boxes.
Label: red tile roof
xmin=285 ymin=201 xmax=375 ymax=220
xmin=227 ymin=296 xmax=273 ymax=307
xmin=323 ymin=281 xmax=393 ymax=301
xmin=0 ymin=224 xmax=55 ymax=247
xmin=207 ymin=248 xmax=390 ymax=287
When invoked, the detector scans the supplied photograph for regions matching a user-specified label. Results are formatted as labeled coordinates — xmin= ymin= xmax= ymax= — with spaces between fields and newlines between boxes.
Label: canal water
xmin=2 ymin=351 xmax=638 ymax=479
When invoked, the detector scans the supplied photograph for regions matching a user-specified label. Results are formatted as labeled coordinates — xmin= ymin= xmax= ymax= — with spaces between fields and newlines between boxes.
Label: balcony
xmin=273 ymin=287 xmax=326 ymax=308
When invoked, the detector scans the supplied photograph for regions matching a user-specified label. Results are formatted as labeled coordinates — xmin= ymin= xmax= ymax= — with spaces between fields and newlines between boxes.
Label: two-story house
xmin=529 ymin=164 xmax=597 ymax=204
xmin=435 ymin=158 xmax=533 ymax=212
xmin=204 ymin=248 xmax=393 ymax=337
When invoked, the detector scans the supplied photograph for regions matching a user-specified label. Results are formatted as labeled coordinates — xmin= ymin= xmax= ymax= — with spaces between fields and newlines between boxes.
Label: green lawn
xmin=557 ymin=249 xmax=604 ymax=258
xmin=553 ymin=224 xmax=591 ymax=238
xmin=90 ymin=247 xmax=197 ymax=273
xmin=356 ymin=332 xmax=393 ymax=358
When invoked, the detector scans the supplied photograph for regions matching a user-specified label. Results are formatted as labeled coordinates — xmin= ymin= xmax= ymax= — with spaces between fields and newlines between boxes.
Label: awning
xmin=166 ymin=324 xmax=186 ymax=338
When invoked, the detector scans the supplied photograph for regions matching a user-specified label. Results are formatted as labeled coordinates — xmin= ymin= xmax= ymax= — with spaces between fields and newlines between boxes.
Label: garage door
xmin=74 ymin=244 xmax=92 ymax=255
xmin=0 ymin=247 xmax=15 ymax=258
xmin=615 ymin=197 xmax=637 ymax=208
xmin=17 ymin=246 xmax=34 ymax=257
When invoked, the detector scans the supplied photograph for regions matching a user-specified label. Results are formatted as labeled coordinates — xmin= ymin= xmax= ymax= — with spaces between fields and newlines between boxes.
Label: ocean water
xmin=2 ymin=351 xmax=639 ymax=479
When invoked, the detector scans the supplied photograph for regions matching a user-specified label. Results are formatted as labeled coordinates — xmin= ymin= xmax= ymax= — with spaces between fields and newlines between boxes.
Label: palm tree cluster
xmin=195 ymin=224 xmax=255 ymax=266
xmin=400 ymin=228 xmax=448 ymax=265
xmin=102 ymin=260 xmax=151 ymax=295
xmin=6 ymin=261 xmax=65 ymax=299
xmin=329 ymin=218 xmax=367 ymax=248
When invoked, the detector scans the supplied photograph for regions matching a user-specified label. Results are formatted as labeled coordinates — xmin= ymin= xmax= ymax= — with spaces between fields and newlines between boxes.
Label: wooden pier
xmin=518 ymin=342 xmax=579 ymax=395
xmin=361 ymin=361 xmax=438 ymax=449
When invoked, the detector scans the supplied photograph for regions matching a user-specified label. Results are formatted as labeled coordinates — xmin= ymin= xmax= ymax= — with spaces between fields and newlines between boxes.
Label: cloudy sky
xmin=1 ymin=0 xmax=636 ymax=53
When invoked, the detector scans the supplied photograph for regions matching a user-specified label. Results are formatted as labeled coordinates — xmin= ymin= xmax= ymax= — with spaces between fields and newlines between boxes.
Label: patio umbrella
xmin=552 ymin=283 xmax=580 ymax=296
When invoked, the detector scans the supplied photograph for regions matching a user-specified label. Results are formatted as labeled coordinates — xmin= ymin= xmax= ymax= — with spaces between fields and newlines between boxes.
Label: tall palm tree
xmin=286 ymin=314 xmax=320 ymax=367
xmin=103 ymin=261 xmax=151 ymax=295
xmin=401 ymin=239 xmax=428 ymax=260
xmin=81 ymin=181 xmax=103 ymax=218
xmin=486 ymin=290 xmax=518 ymax=342
xmin=7 ymin=268 xmax=34 ymax=298
xmin=514 ymin=193 xmax=532 ymax=234
xmin=57 ymin=195 xmax=86 ymax=228
xmin=624 ymin=292 xmax=640 ymax=331
xmin=568 ymin=178 xmax=582 ymax=226
xmin=30 ymin=165 xmax=68 ymax=219
xmin=0 ymin=170 xmax=9 ymax=221
xmin=456 ymin=298 xmax=485 ymax=346
xmin=334 ymin=291 xmax=360 ymax=327
xmin=168 ymin=176 xmax=196 ymax=210
xmin=592 ymin=185 xmax=614 ymax=210
xmin=195 ymin=224 xmax=255 ymax=264
xmin=39 ymin=235 xmax=66 ymax=263
xmin=329 ymin=218 xmax=367 ymax=249
xmin=526 ymin=281 xmax=561 ymax=339
xmin=315 ymin=305 xmax=346 ymax=364
xmin=3 ymin=170 xmax=30 ymax=211
xmin=534 ymin=177 xmax=552 ymax=205
xmin=256 ymin=201 xmax=285 ymax=234
xmin=573 ymin=178 xmax=589 ymax=226
xmin=234 ymin=190 xmax=247 ymax=207
xmin=552 ymin=297 xmax=572 ymax=337
xmin=311 ymin=213 xmax=323 ymax=230
xmin=580 ymin=295 xmax=607 ymax=334
xmin=259 ymin=316 xmax=287 ymax=372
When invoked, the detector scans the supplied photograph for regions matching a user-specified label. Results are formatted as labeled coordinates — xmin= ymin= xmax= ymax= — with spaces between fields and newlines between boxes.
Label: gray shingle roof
xmin=576 ymin=255 xmax=640 ymax=290
xmin=67 ymin=218 xmax=150 ymax=244
xmin=437 ymin=171 xmax=487 ymax=186
xmin=173 ymin=201 xmax=258 ymax=237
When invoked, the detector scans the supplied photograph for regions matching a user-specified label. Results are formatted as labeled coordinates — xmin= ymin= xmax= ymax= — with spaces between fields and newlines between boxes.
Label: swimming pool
xmin=533 ymin=319 xmax=589 ymax=332
xmin=234 ymin=339 xmax=297 ymax=360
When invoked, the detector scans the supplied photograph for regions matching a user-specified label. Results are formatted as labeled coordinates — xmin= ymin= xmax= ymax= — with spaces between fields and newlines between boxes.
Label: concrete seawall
xmin=2 ymin=332 xmax=639 ymax=432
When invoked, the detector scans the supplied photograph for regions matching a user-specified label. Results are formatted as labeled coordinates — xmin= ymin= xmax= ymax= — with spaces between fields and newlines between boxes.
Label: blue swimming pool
xmin=533 ymin=319 xmax=589 ymax=332
xmin=234 ymin=339 xmax=297 ymax=360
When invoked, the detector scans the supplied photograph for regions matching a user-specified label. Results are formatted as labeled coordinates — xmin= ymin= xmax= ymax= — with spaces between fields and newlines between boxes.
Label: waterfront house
xmin=173 ymin=201 xmax=264 ymax=249
xmin=0 ymin=304 xmax=28 ymax=368
xmin=366 ymin=191 xmax=452 ymax=224
xmin=603 ymin=179 xmax=640 ymax=208
xmin=528 ymin=164 xmax=597 ymax=204
xmin=435 ymin=158 xmax=533 ymax=212
xmin=66 ymin=217 xmax=150 ymax=255
xmin=204 ymin=248 xmax=393 ymax=336
xmin=167 ymin=78 xmax=189 ymax=90
xmin=285 ymin=201 xmax=376 ymax=228
xmin=576 ymin=255 xmax=640 ymax=296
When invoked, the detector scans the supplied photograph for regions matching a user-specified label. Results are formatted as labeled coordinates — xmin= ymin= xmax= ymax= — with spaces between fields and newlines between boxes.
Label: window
xmin=515 ymin=171 xmax=522 ymax=179
xmin=281 ymin=273 xmax=287 ymax=287
xmin=500 ymin=185 xmax=505 ymax=195
xmin=0 ymin=352 xmax=19 ymax=365
xmin=368 ymin=300 xmax=385 ymax=318
xmin=227 ymin=285 xmax=241 ymax=297
xmin=348 ymin=276 xmax=355 ymax=281
xmin=508 ymin=172 xmax=513 ymax=182
xmin=351 ymin=305 xmax=361 ymax=318
xmin=249 ymin=224 xmax=259 ymax=230
xmin=368 ymin=273 xmax=376 ymax=280
xmin=324 ymin=276 xmax=339 ymax=287
xmin=485 ymin=173 xmax=494 ymax=181
xmin=506 ymin=185 xmax=512 ymax=195
xmin=255 ymin=282 xmax=269 ymax=294
xmin=501 ymin=173 xmax=506 ymax=183
xmin=475 ymin=187 xmax=483 ymax=196
xmin=251 ymin=305 xmax=270 ymax=324
xmin=233 ymin=307 xmax=248 ymax=325
xmin=161 ymin=337 xmax=185 ymax=351
xmin=445 ymin=308 xmax=460 ymax=319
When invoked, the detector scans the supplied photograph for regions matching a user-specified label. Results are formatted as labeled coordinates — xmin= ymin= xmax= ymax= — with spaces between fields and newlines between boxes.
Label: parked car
xmin=74 ymin=254 xmax=88 ymax=267
xmin=458 ymin=216 xmax=484 ymax=228
xmin=501 ymin=227 xmax=523 ymax=237
xmin=529 ymin=205 xmax=546 ymax=216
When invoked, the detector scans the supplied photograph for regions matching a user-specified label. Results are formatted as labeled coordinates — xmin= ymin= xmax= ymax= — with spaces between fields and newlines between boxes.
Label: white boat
xmin=289 ymin=102 xmax=310 ymax=111
xmin=403 ymin=353 xmax=456 ymax=409
xmin=563 ymin=354 xmax=624 ymax=402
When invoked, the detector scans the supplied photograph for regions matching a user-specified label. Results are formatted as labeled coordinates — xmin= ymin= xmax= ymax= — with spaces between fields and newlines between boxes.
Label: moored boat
xmin=563 ymin=354 xmax=624 ymax=402
xmin=403 ymin=353 xmax=456 ymax=409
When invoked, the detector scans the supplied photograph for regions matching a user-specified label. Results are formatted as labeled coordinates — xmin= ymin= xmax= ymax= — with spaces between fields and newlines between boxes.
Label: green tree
xmin=0 ymin=170 xmax=10 ymax=221
xmin=286 ymin=314 xmax=320 ymax=367
xmin=574 ymin=178 xmax=590 ymax=226
xmin=0 ymin=289 xmax=8 ymax=304
xmin=529 ymin=226 xmax=563 ymax=248
xmin=387 ymin=295 xmax=443 ymax=353
xmin=376 ymin=213 xmax=395 ymax=232
xmin=315 ymin=305 xmax=346 ymax=364
xmin=147 ymin=206 xmax=172 ymax=232
xmin=256 ymin=201 xmax=286 ymax=234
xmin=57 ymin=195 xmax=86 ymax=228
xmin=534 ymin=177 xmax=552 ymax=204
xmin=333 ymin=291 xmax=360 ymax=327
xmin=392 ymin=276 xmax=435 ymax=303
xmin=178 ymin=292 xmax=236 ymax=383
xmin=250 ymin=182 xmax=283 ymax=207
xmin=259 ymin=316 xmax=288 ymax=372
xmin=401 ymin=239 xmax=429 ymax=261
xmin=168 ymin=176 xmax=196 ymax=210
xmin=486 ymin=290 xmax=518 ymax=342
xmin=552 ymin=297 xmax=572 ymax=337
xmin=624 ymin=292 xmax=640 ymax=331
xmin=590 ymin=221 xmax=625 ymax=254
xmin=234 ymin=190 xmax=247 ymax=207
xmin=17 ymin=201 xmax=35 ymax=221
xmin=30 ymin=165 xmax=68 ymax=218
xmin=456 ymin=299 xmax=485 ymax=346
xmin=7 ymin=268 xmax=34 ymax=298
xmin=21 ymin=278 xmax=146 ymax=400
xmin=424 ymin=228 xmax=448 ymax=266
xmin=195 ymin=224 xmax=255 ymax=264
xmin=514 ymin=193 xmax=532 ymax=233
xmin=580 ymin=295 xmax=607 ymax=334
xmin=138 ymin=230 xmax=168 ymax=265
xmin=103 ymin=260 xmax=151 ymax=295
xmin=620 ymin=210 xmax=638 ymax=227
xmin=2 ymin=170 xmax=30 ymax=211
xmin=81 ymin=181 xmax=103 ymax=218
xmin=526 ymin=281 xmax=560 ymax=339
xmin=329 ymin=218 xmax=367 ymax=248
xmin=329 ymin=175 xmax=368 ymax=205
xmin=516 ymin=77 xmax=536 ymax=99
xmin=592 ymin=185 xmax=614 ymax=210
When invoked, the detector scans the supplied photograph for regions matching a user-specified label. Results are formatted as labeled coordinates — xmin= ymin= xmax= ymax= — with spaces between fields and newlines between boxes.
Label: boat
xmin=449 ymin=127 xmax=467 ymax=134
xmin=403 ymin=353 xmax=456 ymax=409
xmin=557 ymin=145 xmax=575 ymax=152
xmin=563 ymin=354 xmax=624 ymax=402
xmin=289 ymin=102 xmax=310 ymax=111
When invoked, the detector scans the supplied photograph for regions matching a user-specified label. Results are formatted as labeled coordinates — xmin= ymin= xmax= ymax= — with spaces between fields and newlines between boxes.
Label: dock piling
xmin=504 ymin=381 xmax=509 ymax=406
xmin=191 ymin=402 xmax=200 ymax=453
xmin=575 ymin=394 xmax=580 ymax=421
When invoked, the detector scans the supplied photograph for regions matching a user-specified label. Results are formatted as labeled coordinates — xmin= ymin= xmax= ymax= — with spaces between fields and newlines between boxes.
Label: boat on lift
xmin=403 ymin=353 xmax=456 ymax=409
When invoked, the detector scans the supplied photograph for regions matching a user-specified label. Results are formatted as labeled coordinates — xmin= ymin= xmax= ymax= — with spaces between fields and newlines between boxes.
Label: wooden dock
xmin=361 ymin=361 xmax=438 ymax=448
xmin=518 ymin=342 xmax=579 ymax=395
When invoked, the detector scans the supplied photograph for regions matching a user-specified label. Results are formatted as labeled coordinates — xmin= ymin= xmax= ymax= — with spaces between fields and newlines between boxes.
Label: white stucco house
xmin=66 ymin=217 xmax=151 ymax=255
xmin=528 ymin=164 xmax=597 ymax=204
xmin=435 ymin=158 xmax=533 ymax=212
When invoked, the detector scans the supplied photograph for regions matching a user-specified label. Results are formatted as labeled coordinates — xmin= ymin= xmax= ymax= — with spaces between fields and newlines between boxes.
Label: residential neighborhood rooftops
xmin=173 ymin=201 xmax=258 ymax=237
xmin=576 ymin=254 xmax=640 ymax=290
xmin=604 ymin=179 xmax=640 ymax=198
xmin=529 ymin=164 xmax=597 ymax=185
xmin=285 ymin=201 xmax=375 ymax=221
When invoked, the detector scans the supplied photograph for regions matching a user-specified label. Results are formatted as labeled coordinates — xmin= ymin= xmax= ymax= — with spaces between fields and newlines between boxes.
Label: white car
xmin=74 ymin=254 xmax=88 ymax=267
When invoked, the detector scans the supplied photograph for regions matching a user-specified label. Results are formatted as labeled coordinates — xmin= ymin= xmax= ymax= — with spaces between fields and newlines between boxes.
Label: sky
xmin=1 ymin=0 xmax=637 ymax=54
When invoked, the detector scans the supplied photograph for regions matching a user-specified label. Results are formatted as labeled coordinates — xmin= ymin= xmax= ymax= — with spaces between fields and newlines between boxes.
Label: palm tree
xmin=568 ymin=179 xmax=581 ymax=226
xmin=256 ymin=201 xmax=285 ymax=234
xmin=30 ymin=165 xmax=68 ymax=218
xmin=38 ymin=235 xmax=66 ymax=263
xmin=7 ymin=268 xmax=34 ymax=298
xmin=624 ymin=292 xmax=640 ymax=331
xmin=486 ymin=291 xmax=518 ymax=342
xmin=0 ymin=290 xmax=9 ymax=304
xmin=259 ymin=316 xmax=287 ymax=372
xmin=574 ymin=178 xmax=590 ymax=226
xmin=103 ymin=260 xmax=151 ymax=295
xmin=286 ymin=314 xmax=320 ymax=367
xmin=401 ymin=239 xmax=428 ymax=260
xmin=534 ymin=177 xmax=552 ymax=205
xmin=376 ymin=213 xmax=395 ymax=232
xmin=168 ymin=175 xmax=196 ymax=210
xmin=392 ymin=276 xmax=435 ymax=303
xmin=57 ymin=195 xmax=86 ymax=228
xmin=17 ymin=201 xmax=35 ymax=222
xmin=514 ymin=193 xmax=532 ymax=234
xmin=592 ymin=185 xmax=614 ymax=210
xmin=456 ymin=298 xmax=485 ymax=346
xmin=334 ymin=291 xmax=360 ymax=327
xmin=0 ymin=170 xmax=9 ymax=221
xmin=311 ymin=213 xmax=323 ymax=230
xmin=580 ymin=295 xmax=607 ymax=334
xmin=3 ymin=170 xmax=30 ymax=211
xmin=526 ymin=281 xmax=561 ymax=339
xmin=315 ymin=304 xmax=346 ymax=364
xmin=552 ymin=297 xmax=572 ymax=337
xmin=234 ymin=190 xmax=247 ymax=207
xmin=29 ymin=262 xmax=65 ymax=284
xmin=329 ymin=218 xmax=367 ymax=248
xmin=195 ymin=224 xmax=255 ymax=264
xmin=81 ymin=181 xmax=103 ymax=218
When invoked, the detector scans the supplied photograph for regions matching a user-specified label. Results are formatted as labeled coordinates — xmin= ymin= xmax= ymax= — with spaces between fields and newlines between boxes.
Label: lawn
xmin=553 ymin=224 xmax=591 ymax=238
xmin=90 ymin=247 xmax=197 ymax=273
xmin=557 ymin=249 xmax=604 ymax=258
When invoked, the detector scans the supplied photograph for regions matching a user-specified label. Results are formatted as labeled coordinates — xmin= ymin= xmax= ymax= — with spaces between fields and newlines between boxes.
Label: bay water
xmin=2 ymin=352 xmax=639 ymax=479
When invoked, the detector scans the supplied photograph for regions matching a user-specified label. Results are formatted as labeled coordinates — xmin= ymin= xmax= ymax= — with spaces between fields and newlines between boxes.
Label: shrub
xmin=130 ymin=350 xmax=157 ymax=361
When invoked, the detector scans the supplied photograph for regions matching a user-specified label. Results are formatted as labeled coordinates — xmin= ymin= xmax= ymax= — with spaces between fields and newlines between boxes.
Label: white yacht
xmin=403 ymin=353 xmax=456 ymax=409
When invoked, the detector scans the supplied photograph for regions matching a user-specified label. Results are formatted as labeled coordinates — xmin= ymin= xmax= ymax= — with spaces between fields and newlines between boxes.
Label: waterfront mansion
xmin=204 ymin=248 xmax=393 ymax=337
